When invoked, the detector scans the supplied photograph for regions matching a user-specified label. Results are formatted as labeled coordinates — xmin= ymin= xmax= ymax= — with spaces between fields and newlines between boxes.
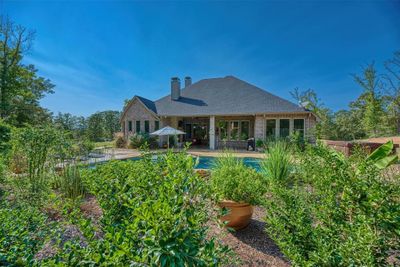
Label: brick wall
xmin=254 ymin=113 xmax=317 ymax=141
xmin=121 ymin=98 xmax=159 ymax=138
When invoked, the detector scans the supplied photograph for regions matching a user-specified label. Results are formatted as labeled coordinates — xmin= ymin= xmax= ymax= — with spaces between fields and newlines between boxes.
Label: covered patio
xmin=160 ymin=114 xmax=310 ymax=150
xmin=161 ymin=115 xmax=255 ymax=150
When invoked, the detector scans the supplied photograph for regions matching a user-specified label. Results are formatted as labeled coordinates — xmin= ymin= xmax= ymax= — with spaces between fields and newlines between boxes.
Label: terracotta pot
xmin=219 ymin=200 xmax=253 ymax=230
xmin=195 ymin=169 xmax=210 ymax=178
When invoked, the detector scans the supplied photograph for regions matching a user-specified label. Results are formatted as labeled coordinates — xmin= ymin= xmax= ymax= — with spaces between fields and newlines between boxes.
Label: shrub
xmin=264 ymin=143 xmax=400 ymax=266
xmin=0 ymin=156 xmax=6 ymax=184
xmin=129 ymin=132 xmax=158 ymax=149
xmin=255 ymin=139 xmax=265 ymax=149
xmin=211 ymin=152 xmax=266 ymax=205
xmin=0 ymin=120 xmax=12 ymax=157
xmin=288 ymin=131 xmax=305 ymax=151
xmin=12 ymin=126 xmax=58 ymax=199
xmin=115 ymin=136 xmax=126 ymax=148
xmin=76 ymin=139 xmax=95 ymax=157
xmin=59 ymin=164 xmax=85 ymax=200
xmin=261 ymin=141 xmax=292 ymax=183
xmin=72 ymin=150 xmax=229 ymax=266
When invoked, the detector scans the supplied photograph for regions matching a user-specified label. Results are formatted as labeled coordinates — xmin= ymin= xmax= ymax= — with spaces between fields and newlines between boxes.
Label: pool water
xmin=194 ymin=156 xmax=261 ymax=171
xmin=90 ymin=155 xmax=262 ymax=171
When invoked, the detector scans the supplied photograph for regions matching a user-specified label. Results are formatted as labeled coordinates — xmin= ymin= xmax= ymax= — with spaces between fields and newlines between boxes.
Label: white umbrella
xmin=150 ymin=126 xmax=185 ymax=148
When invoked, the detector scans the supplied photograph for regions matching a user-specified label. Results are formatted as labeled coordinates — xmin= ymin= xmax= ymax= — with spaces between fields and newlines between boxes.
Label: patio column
xmin=275 ymin=119 xmax=280 ymax=139
xmin=254 ymin=116 xmax=264 ymax=140
xmin=209 ymin=116 xmax=216 ymax=150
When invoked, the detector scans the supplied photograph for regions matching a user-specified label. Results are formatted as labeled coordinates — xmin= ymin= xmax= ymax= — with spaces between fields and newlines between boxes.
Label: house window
xmin=144 ymin=120 xmax=150 ymax=133
xmin=217 ymin=120 xmax=250 ymax=141
xmin=280 ymin=119 xmax=290 ymax=138
xmin=230 ymin=121 xmax=240 ymax=140
xmin=240 ymin=121 xmax=250 ymax=140
xmin=128 ymin=121 xmax=132 ymax=132
xmin=266 ymin=119 xmax=276 ymax=139
xmin=217 ymin=121 xmax=228 ymax=141
xmin=136 ymin=121 xmax=141 ymax=133
xmin=294 ymin=119 xmax=305 ymax=138
xmin=155 ymin=121 xmax=160 ymax=131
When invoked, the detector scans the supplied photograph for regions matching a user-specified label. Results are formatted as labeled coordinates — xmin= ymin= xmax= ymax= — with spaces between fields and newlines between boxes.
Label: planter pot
xmin=195 ymin=169 xmax=210 ymax=178
xmin=219 ymin=200 xmax=253 ymax=230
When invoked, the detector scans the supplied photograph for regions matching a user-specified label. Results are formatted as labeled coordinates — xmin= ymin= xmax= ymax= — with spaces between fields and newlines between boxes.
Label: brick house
xmin=121 ymin=76 xmax=317 ymax=150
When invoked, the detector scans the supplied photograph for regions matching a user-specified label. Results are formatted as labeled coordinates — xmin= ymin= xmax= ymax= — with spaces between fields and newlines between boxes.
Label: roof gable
xmin=120 ymin=96 xmax=158 ymax=122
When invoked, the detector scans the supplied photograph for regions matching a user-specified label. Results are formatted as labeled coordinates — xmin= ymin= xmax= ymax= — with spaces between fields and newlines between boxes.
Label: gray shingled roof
xmin=136 ymin=95 xmax=157 ymax=114
xmin=149 ymin=76 xmax=307 ymax=116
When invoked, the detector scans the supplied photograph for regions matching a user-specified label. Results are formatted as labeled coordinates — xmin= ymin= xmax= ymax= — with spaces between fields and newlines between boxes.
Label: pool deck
xmin=103 ymin=148 xmax=266 ymax=161
xmin=188 ymin=148 xmax=265 ymax=159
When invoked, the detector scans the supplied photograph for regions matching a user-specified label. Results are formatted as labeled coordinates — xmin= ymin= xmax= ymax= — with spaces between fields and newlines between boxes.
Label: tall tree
xmin=0 ymin=17 xmax=54 ymax=126
xmin=383 ymin=50 xmax=400 ymax=135
xmin=53 ymin=112 xmax=87 ymax=139
xmin=102 ymin=110 xmax=121 ymax=140
xmin=333 ymin=109 xmax=365 ymax=140
xmin=86 ymin=112 xmax=105 ymax=142
xmin=86 ymin=110 xmax=120 ymax=142
xmin=351 ymin=64 xmax=388 ymax=137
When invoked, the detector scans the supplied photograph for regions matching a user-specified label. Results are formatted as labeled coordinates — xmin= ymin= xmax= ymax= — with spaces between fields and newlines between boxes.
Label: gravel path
xmin=209 ymin=206 xmax=290 ymax=267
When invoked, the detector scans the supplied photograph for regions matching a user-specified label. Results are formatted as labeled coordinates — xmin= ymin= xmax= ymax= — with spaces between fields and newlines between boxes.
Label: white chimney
xmin=171 ymin=77 xmax=180 ymax=100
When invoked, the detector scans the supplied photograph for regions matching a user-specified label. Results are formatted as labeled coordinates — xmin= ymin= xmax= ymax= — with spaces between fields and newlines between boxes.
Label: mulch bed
xmin=37 ymin=193 xmax=289 ymax=266
xmin=209 ymin=206 xmax=290 ymax=267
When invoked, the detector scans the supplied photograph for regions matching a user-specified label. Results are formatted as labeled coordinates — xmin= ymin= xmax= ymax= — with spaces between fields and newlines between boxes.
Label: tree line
xmin=292 ymin=52 xmax=400 ymax=141
xmin=53 ymin=111 xmax=121 ymax=142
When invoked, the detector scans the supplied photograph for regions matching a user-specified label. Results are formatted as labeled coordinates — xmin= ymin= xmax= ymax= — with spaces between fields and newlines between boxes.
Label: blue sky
xmin=2 ymin=0 xmax=399 ymax=116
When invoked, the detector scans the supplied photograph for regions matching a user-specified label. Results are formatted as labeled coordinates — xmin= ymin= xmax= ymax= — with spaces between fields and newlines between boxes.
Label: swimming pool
xmin=124 ymin=155 xmax=262 ymax=171
xmin=89 ymin=155 xmax=262 ymax=171
xmin=194 ymin=156 xmax=261 ymax=170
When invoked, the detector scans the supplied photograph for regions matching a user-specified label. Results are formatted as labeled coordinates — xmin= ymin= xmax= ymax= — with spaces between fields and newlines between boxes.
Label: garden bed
xmin=209 ymin=206 xmax=289 ymax=267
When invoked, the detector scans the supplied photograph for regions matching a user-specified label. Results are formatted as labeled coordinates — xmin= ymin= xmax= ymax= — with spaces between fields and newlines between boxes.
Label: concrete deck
xmin=101 ymin=148 xmax=265 ymax=161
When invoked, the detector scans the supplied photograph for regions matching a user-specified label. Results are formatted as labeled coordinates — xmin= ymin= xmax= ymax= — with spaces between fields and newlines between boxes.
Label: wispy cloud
xmin=23 ymin=55 xmax=129 ymax=116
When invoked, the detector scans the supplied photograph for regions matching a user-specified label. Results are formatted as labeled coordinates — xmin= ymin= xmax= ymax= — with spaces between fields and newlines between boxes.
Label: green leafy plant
xmin=0 ymin=201 xmax=57 ymax=266
xmin=0 ymin=156 xmax=6 ymax=184
xmin=264 ymin=143 xmax=400 ymax=266
xmin=75 ymin=138 xmax=95 ymax=157
xmin=255 ymin=139 xmax=265 ymax=149
xmin=211 ymin=152 xmax=266 ymax=205
xmin=59 ymin=163 xmax=85 ymax=200
xmin=366 ymin=140 xmax=398 ymax=169
xmin=129 ymin=132 xmax=158 ymax=149
xmin=67 ymin=149 xmax=230 ymax=266
xmin=0 ymin=120 xmax=12 ymax=157
xmin=115 ymin=136 xmax=126 ymax=148
xmin=261 ymin=141 xmax=292 ymax=183
xmin=288 ymin=131 xmax=305 ymax=151
xmin=12 ymin=126 xmax=58 ymax=199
